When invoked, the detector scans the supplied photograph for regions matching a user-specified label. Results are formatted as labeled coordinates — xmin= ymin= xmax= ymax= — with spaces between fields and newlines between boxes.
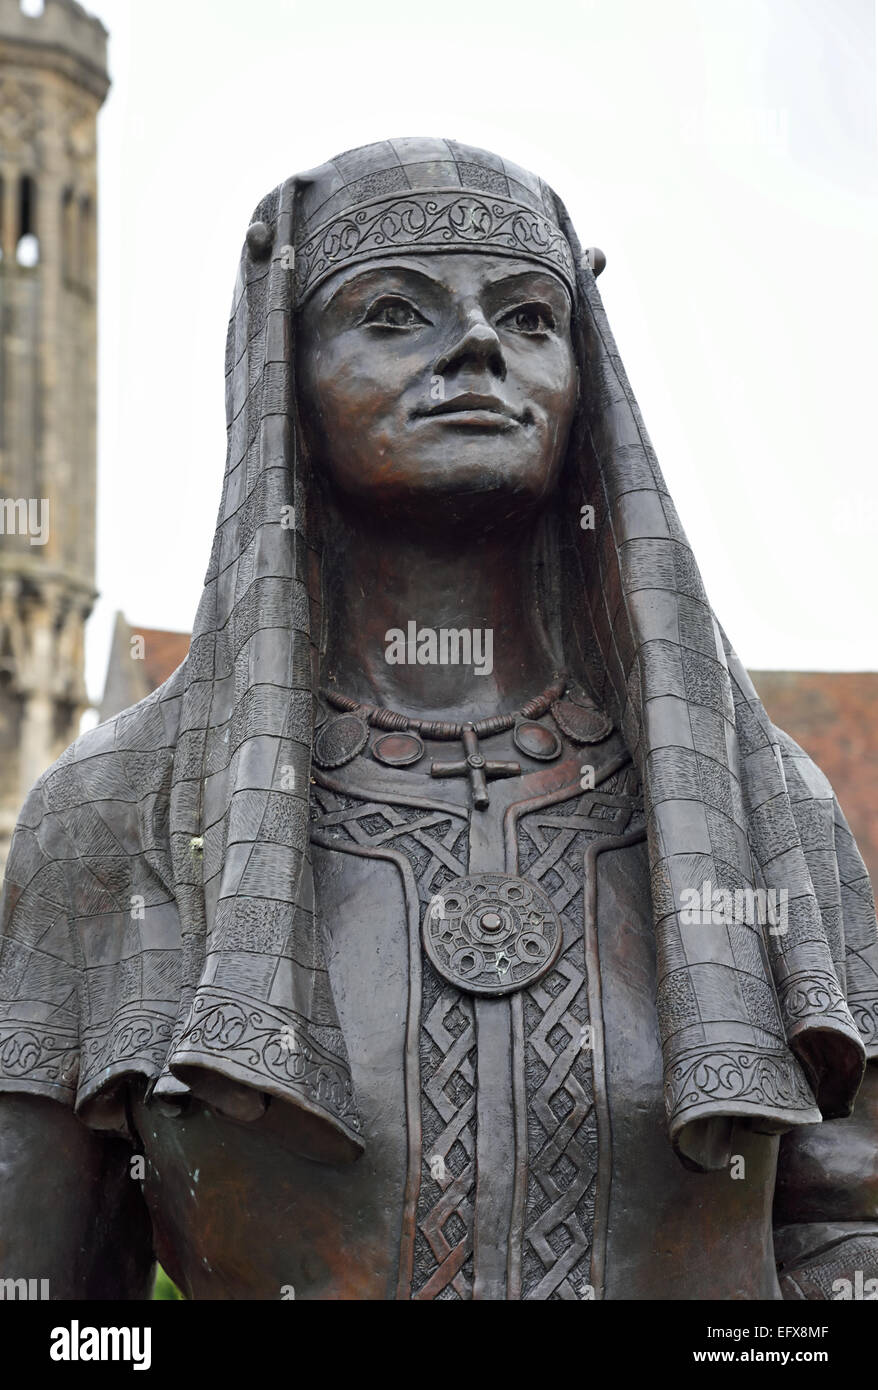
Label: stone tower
xmin=0 ymin=0 xmax=109 ymax=873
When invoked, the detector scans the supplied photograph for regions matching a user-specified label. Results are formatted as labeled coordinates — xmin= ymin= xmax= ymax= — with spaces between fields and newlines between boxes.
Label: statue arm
xmin=0 ymin=1092 xmax=155 ymax=1299
xmin=773 ymin=1059 xmax=878 ymax=1298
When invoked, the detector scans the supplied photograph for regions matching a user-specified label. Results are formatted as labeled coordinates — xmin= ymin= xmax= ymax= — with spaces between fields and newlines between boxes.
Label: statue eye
xmin=359 ymin=295 xmax=430 ymax=329
xmin=499 ymin=302 xmax=556 ymax=336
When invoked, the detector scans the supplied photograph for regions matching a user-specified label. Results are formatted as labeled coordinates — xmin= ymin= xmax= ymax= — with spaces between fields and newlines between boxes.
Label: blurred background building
xmin=98 ymin=610 xmax=188 ymax=722
xmin=0 ymin=0 xmax=108 ymax=870
xmin=749 ymin=671 xmax=878 ymax=894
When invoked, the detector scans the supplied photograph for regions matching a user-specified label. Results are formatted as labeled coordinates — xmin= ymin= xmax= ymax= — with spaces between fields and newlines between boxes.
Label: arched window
xmin=16 ymin=174 xmax=39 ymax=267
xmin=78 ymin=194 xmax=93 ymax=289
xmin=61 ymin=186 xmax=75 ymax=284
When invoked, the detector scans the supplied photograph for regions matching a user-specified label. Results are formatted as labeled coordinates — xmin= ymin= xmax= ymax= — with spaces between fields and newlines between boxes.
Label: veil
xmin=0 ymin=139 xmax=875 ymax=1173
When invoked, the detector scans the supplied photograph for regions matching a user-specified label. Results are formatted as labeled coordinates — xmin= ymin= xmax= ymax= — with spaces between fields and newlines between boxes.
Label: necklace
xmin=314 ymin=673 xmax=607 ymax=811
xmin=323 ymin=674 xmax=567 ymax=740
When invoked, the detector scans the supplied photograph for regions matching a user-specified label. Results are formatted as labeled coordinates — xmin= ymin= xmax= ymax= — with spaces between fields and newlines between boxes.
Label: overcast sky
xmin=81 ymin=0 xmax=878 ymax=702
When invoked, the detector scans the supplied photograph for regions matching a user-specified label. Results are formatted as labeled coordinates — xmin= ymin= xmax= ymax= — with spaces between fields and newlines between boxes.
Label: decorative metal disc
xmin=372 ymin=731 xmax=425 ymax=768
xmin=513 ymin=720 xmax=562 ymax=762
xmin=423 ymin=873 xmax=563 ymax=997
xmin=551 ymin=693 xmax=613 ymax=744
xmin=312 ymin=713 xmax=369 ymax=769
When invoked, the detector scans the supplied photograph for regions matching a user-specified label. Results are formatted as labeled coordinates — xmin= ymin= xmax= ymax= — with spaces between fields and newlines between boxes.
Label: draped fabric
xmin=0 ymin=139 xmax=875 ymax=1172
xmin=553 ymin=196 xmax=877 ymax=1164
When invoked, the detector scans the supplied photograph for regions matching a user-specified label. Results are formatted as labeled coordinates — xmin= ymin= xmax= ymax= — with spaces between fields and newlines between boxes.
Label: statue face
xmin=296 ymin=252 xmax=578 ymax=529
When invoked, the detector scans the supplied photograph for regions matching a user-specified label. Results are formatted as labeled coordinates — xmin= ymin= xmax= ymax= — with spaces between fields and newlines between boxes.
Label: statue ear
xmin=245 ymin=219 xmax=274 ymax=261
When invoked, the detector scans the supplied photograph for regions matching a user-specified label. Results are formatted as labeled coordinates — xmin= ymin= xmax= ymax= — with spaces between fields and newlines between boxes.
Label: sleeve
xmin=833 ymin=798 xmax=878 ymax=1058
xmin=0 ymin=776 xmax=81 ymax=1107
xmin=775 ymin=727 xmax=878 ymax=1053
xmin=772 ymin=733 xmax=878 ymax=1298
xmin=775 ymin=1219 xmax=878 ymax=1300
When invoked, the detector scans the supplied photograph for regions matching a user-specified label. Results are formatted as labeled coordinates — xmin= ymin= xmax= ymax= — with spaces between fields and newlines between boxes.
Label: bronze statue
xmin=1 ymin=138 xmax=876 ymax=1300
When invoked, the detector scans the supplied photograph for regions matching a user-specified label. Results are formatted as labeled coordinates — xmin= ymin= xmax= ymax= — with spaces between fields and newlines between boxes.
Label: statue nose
xmin=434 ymin=316 xmax=506 ymax=381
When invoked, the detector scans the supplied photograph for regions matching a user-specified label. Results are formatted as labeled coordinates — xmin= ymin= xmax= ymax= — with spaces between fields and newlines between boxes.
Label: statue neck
xmin=318 ymin=509 xmax=561 ymax=723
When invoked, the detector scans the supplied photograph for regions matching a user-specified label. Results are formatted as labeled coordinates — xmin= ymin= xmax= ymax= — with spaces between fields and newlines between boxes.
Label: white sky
xmin=83 ymin=0 xmax=878 ymax=703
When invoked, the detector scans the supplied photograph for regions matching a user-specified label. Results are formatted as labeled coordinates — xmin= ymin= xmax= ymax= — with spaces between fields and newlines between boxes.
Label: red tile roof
xmin=751 ymin=672 xmax=878 ymax=896
xmin=132 ymin=626 xmax=190 ymax=691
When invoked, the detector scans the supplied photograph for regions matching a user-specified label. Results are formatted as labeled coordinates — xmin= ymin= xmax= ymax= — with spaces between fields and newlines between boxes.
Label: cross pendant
xmin=430 ymin=724 xmax=520 ymax=810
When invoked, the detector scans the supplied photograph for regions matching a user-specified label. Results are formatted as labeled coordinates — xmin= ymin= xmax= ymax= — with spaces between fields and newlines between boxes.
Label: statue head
xmin=290 ymin=139 xmax=581 ymax=532
xmin=297 ymin=251 xmax=577 ymax=531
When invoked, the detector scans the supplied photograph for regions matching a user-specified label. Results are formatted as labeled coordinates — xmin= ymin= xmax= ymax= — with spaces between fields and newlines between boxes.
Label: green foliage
xmin=152 ymin=1264 xmax=185 ymax=1300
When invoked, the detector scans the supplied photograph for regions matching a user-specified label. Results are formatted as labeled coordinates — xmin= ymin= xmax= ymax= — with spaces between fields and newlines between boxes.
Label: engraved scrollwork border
xmin=297 ymin=190 xmax=576 ymax=300
xmin=174 ymin=992 xmax=361 ymax=1133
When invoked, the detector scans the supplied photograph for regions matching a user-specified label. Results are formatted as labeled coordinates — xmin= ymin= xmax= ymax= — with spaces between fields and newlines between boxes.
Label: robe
xmin=1 ymin=701 xmax=874 ymax=1299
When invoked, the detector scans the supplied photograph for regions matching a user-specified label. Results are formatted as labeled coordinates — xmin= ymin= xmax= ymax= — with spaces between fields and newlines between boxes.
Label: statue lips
xmin=413 ymin=392 xmax=528 ymax=430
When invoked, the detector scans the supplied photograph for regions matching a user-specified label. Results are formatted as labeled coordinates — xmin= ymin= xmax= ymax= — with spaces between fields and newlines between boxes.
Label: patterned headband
xmin=291 ymin=187 xmax=578 ymax=303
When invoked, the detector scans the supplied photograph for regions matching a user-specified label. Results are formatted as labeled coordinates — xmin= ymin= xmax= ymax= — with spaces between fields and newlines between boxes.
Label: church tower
xmin=0 ymin=0 xmax=109 ymax=872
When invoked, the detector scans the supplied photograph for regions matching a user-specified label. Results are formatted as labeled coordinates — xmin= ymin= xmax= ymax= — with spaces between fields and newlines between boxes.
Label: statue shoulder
xmin=770 ymin=724 xmax=835 ymax=804
xmin=5 ymin=668 xmax=185 ymax=891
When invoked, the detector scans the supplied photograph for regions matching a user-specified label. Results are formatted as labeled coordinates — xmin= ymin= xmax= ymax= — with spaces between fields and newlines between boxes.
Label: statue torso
xmin=130 ymin=725 xmax=781 ymax=1299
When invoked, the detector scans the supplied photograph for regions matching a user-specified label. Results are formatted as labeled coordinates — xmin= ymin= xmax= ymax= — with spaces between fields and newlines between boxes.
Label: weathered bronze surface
xmin=0 ymin=138 xmax=876 ymax=1301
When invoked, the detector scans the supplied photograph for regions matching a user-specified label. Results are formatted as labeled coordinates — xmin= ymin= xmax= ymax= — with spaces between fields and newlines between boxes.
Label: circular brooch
xmin=423 ymin=873 xmax=563 ymax=996
xmin=551 ymin=691 xmax=613 ymax=744
xmin=312 ymin=713 xmax=369 ymax=769
xmin=513 ymin=720 xmax=562 ymax=761
xmin=372 ymin=731 xmax=425 ymax=768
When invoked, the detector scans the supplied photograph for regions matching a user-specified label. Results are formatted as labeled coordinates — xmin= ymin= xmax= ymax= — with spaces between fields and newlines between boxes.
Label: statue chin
xmin=317 ymin=442 xmax=564 ymax=534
